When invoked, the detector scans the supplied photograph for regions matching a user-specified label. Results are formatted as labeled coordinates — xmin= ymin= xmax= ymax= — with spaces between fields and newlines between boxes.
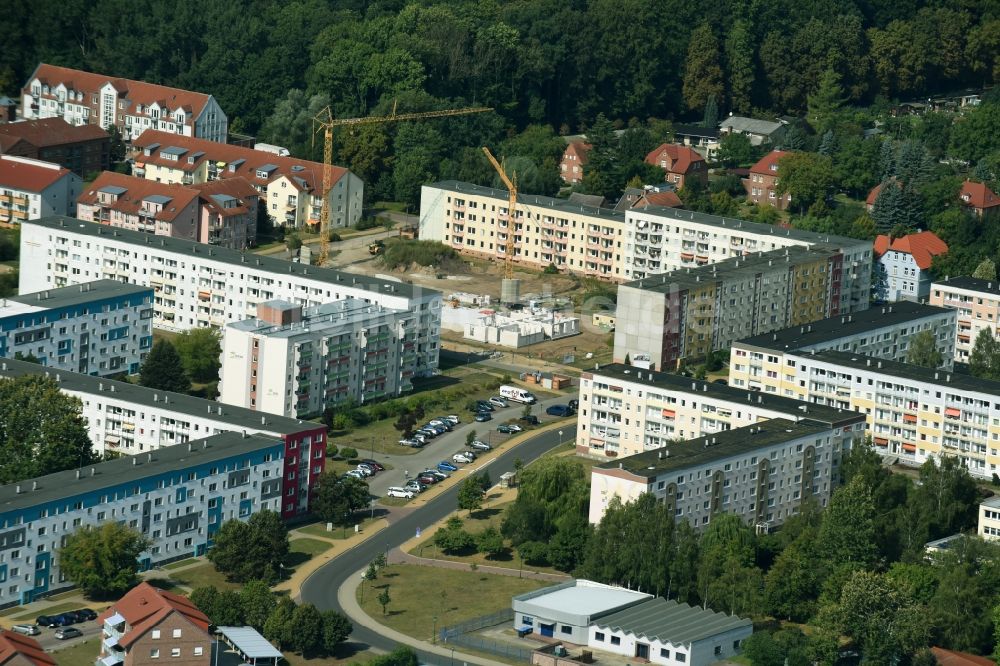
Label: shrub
xmin=433 ymin=517 xmax=476 ymax=554
xmin=543 ymin=263 xmax=559 ymax=274
xmin=328 ymin=232 xmax=342 ymax=242
xmin=354 ymin=217 xmax=380 ymax=231
xmin=340 ymin=447 xmax=358 ymax=461
xmin=518 ymin=541 xmax=550 ymax=566
xmin=379 ymin=239 xmax=458 ymax=269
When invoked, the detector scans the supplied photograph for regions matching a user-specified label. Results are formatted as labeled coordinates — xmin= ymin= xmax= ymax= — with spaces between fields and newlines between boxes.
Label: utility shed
xmin=512 ymin=580 xmax=650 ymax=645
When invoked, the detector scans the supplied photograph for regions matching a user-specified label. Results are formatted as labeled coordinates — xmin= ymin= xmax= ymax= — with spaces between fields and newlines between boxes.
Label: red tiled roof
xmin=0 ymin=155 xmax=73 ymax=192
xmin=930 ymin=647 xmax=995 ymax=666
xmin=866 ymin=182 xmax=883 ymax=206
xmin=644 ymin=143 xmax=705 ymax=174
xmin=98 ymin=582 xmax=211 ymax=649
xmin=28 ymin=63 xmax=214 ymax=120
xmin=193 ymin=177 xmax=258 ymax=217
xmin=749 ymin=149 xmax=788 ymax=175
xmin=960 ymin=180 xmax=1000 ymax=209
xmin=873 ymin=230 xmax=948 ymax=270
xmin=564 ymin=142 xmax=591 ymax=166
xmin=0 ymin=630 xmax=56 ymax=666
xmin=133 ymin=130 xmax=346 ymax=194
xmin=78 ymin=171 xmax=200 ymax=222
xmin=0 ymin=118 xmax=108 ymax=150
xmin=634 ymin=190 xmax=682 ymax=208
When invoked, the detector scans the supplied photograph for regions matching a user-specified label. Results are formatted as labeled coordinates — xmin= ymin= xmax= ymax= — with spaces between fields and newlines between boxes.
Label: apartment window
xmin=172 ymin=629 xmax=182 ymax=638
xmin=171 ymin=648 xmax=180 ymax=657
xmin=150 ymin=649 xmax=160 ymax=659
xmin=152 ymin=630 xmax=161 ymax=639
xmin=561 ymin=625 xmax=572 ymax=635
xmin=194 ymin=647 xmax=203 ymax=656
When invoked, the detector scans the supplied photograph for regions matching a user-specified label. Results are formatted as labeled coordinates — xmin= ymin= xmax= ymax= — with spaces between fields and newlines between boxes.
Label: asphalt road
xmin=301 ymin=423 xmax=574 ymax=665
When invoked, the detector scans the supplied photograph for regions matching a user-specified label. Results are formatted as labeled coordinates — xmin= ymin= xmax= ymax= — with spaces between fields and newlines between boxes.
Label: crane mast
xmin=482 ymin=146 xmax=521 ymax=304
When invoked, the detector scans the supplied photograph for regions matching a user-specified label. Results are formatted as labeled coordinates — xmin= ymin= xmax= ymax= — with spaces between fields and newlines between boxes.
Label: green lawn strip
xmin=354 ymin=563 xmax=547 ymax=642
xmin=162 ymin=558 xmax=197 ymax=570
xmin=282 ymin=646 xmax=380 ymax=666
xmin=165 ymin=562 xmax=240 ymax=592
xmin=13 ymin=601 xmax=92 ymax=620
xmin=288 ymin=538 xmax=335 ymax=570
xmin=49 ymin=638 xmax=100 ymax=666
xmin=0 ymin=607 xmax=22 ymax=617
xmin=296 ymin=515 xmax=382 ymax=540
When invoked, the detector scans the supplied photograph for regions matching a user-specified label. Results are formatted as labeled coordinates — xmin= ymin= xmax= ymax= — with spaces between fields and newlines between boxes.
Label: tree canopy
xmin=208 ymin=510 xmax=290 ymax=584
xmin=59 ymin=523 xmax=150 ymax=598
xmin=139 ymin=339 xmax=192 ymax=394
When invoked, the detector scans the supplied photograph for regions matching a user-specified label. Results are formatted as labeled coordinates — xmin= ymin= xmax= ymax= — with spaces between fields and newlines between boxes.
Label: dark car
xmin=475 ymin=401 xmax=495 ymax=412
xmin=713 ymin=378 xmax=728 ymax=385
xmin=55 ymin=613 xmax=78 ymax=626
xmin=360 ymin=459 xmax=384 ymax=471
xmin=54 ymin=627 xmax=83 ymax=640
xmin=35 ymin=616 xmax=56 ymax=628
xmin=75 ymin=608 xmax=98 ymax=621
xmin=497 ymin=424 xmax=513 ymax=433
xmin=546 ymin=404 xmax=575 ymax=417
xmin=520 ymin=414 xmax=540 ymax=425
xmin=568 ymin=399 xmax=579 ymax=410
xmin=474 ymin=411 xmax=492 ymax=422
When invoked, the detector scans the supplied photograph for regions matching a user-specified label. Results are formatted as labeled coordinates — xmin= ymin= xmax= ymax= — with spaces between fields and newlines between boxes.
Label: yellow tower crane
xmin=312 ymin=103 xmax=493 ymax=266
xmin=481 ymin=146 xmax=521 ymax=303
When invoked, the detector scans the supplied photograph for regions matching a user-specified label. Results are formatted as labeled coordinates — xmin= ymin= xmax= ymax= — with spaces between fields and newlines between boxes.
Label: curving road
xmin=300 ymin=423 xmax=575 ymax=664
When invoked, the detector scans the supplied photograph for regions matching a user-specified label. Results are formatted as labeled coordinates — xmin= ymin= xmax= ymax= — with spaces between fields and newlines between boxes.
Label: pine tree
xmin=871 ymin=180 xmax=905 ymax=233
xmin=807 ymin=68 xmax=846 ymax=133
xmin=818 ymin=130 xmax=838 ymax=156
xmin=896 ymin=140 xmax=933 ymax=187
xmin=682 ymin=23 xmax=725 ymax=112
xmin=139 ymin=340 xmax=191 ymax=393
xmin=724 ymin=20 xmax=755 ymax=114
xmin=702 ymin=94 xmax=719 ymax=129
xmin=879 ymin=140 xmax=896 ymax=181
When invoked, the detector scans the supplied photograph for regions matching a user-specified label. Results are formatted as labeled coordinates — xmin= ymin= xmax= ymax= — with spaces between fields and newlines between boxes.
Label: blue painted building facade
xmin=0 ymin=279 xmax=152 ymax=376
xmin=0 ymin=431 xmax=285 ymax=607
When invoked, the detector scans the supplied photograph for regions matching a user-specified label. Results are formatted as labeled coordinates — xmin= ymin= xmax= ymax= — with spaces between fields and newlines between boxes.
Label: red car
xmin=417 ymin=474 xmax=438 ymax=485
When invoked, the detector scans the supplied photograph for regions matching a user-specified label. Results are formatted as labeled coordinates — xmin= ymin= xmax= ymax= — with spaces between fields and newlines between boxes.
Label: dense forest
xmin=3 ymin=0 xmax=998 ymax=205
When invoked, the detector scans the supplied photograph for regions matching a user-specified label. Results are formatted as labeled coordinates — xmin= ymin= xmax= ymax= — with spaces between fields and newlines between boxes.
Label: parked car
xmin=438 ymin=461 xmax=459 ymax=472
xmin=35 ymin=616 xmax=57 ymax=628
xmin=488 ymin=396 xmax=508 ymax=408
xmin=428 ymin=419 xmax=451 ymax=429
xmin=475 ymin=411 xmax=492 ymax=422
xmin=460 ymin=450 xmax=477 ymax=460
xmin=399 ymin=438 xmax=418 ymax=447
xmin=355 ymin=465 xmax=374 ymax=477
xmin=54 ymin=614 xmax=77 ymax=626
xmin=345 ymin=470 xmax=365 ymax=479
xmin=453 ymin=453 xmax=474 ymax=464
xmin=423 ymin=468 xmax=449 ymax=480
xmin=429 ymin=424 xmax=448 ymax=434
xmin=405 ymin=480 xmax=427 ymax=493
xmin=386 ymin=487 xmax=415 ymax=499
xmin=55 ymin=627 xmax=82 ymax=640
xmin=546 ymin=404 xmax=575 ymax=417
xmin=497 ymin=424 xmax=513 ymax=434
xmin=416 ymin=428 xmax=437 ymax=439
xmin=568 ymin=399 xmax=579 ymax=410
xmin=443 ymin=415 xmax=461 ymax=425
xmin=11 ymin=624 xmax=39 ymax=636
xmin=76 ymin=609 xmax=98 ymax=621
xmin=470 ymin=440 xmax=492 ymax=451
xmin=417 ymin=474 xmax=438 ymax=485
xmin=506 ymin=423 xmax=523 ymax=432
xmin=412 ymin=433 xmax=428 ymax=444
xmin=520 ymin=414 xmax=540 ymax=425
xmin=475 ymin=401 xmax=495 ymax=412
xmin=360 ymin=459 xmax=384 ymax=471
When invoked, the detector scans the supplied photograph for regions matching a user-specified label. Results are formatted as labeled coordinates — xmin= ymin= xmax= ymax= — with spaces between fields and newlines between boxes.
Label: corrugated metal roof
xmin=217 ymin=627 xmax=283 ymax=659
xmin=594 ymin=598 xmax=750 ymax=645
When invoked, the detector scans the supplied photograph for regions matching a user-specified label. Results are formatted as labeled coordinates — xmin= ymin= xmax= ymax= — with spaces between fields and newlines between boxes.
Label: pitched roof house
xmin=959 ymin=180 xmax=1000 ymax=219
xmin=743 ymin=150 xmax=791 ymax=210
xmin=873 ymin=230 xmax=948 ymax=302
xmin=0 ymin=118 xmax=110 ymax=175
xmin=98 ymin=582 xmax=213 ymax=666
xmin=21 ymin=63 xmax=228 ymax=143
xmin=643 ymin=143 xmax=706 ymax=189
xmin=0 ymin=155 xmax=81 ymax=223
xmin=0 ymin=630 xmax=56 ymax=666
xmin=719 ymin=116 xmax=786 ymax=146
xmin=560 ymin=141 xmax=591 ymax=183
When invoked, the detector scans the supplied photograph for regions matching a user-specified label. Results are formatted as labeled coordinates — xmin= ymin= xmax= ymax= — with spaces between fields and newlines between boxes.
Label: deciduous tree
xmin=457 ymin=476 xmax=485 ymax=515
xmin=208 ymin=510 xmax=289 ymax=584
xmin=775 ymin=152 xmax=834 ymax=214
xmin=906 ymin=330 xmax=944 ymax=369
xmin=173 ymin=328 xmax=222 ymax=384
xmin=311 ymin=473 xmax=371 ymax=527
xmin=974 ymin=258 xmax=997 ymax=280
xmin=59 ymin=523 xmax=150 ymax=598
xmin=682 ymin=24 xmax=724 ymax=112
xmin=139 ymin=339 xmax=191 ymax=393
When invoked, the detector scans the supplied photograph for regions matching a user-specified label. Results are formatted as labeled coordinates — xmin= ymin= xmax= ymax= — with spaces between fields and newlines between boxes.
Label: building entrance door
xmin=636 ymin=643 xmax=649 ymax=660
xmin=540 ymin=624 xmax=554 ymax=637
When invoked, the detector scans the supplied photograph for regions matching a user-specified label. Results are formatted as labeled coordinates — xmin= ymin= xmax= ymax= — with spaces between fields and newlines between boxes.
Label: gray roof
xmin=210 ymin=194 xmax=237 ymax=206
xmin=98 ymin=185 xmax=128 ymax=196
xmin=588 ymin=363 xmax=860 ymax=427
xmin=567 ymin=192 xmax=606 ymax=209
xmin=143 ymin=194 xmax=173 ymax=205
xmin=513 ymin=580 xmax=650 ymax=618
xmin=0 ymin=357 xmax=318 ymax=435
xmin=0 ymin=432 xmax=280 ymax=516
xmin=595 ymin=598 xmax=751 ymax=646
xmin=217 ymin=627 xmax=283 ymax=660
xmin=720 ymin=116 xmax=784 ymax=135
xmin=599 ymin=418 xmax=841 ymax=478
xmin=933 ymin=276 xmax=1000 ymax=296
xmin=7 ymin=279 xmax=151 ymax=310
xmin=623 ymin=245 xmax=838 ymax=294
xmin=25 ymin=217 xmax=435 ymax=301
xmin=672 ymin=124 xmax=720 ymax=139
xmin=736 ymin=301 xmax=954 ymax=352
xmin=231 ymin=298 xmax=402 ymax=338
xmin=256 ymin=163 xmax=279 ymax=174
xmin=161 ymin=146 xmax=187 ymax=156
xmin=809 ymin=350 xmax=1000 ymax=396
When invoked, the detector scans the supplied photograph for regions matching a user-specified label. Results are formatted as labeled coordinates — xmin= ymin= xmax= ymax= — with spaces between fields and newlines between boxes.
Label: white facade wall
xmin=18 ymin=219 xmax=441 ymax=376
xmin=589 ymin=623 xmax=750 ymax=666
xmin=979 ymin=498 xmax=1000 ymax=541
xmin=878 ymin=250 xmax=927 ymax=302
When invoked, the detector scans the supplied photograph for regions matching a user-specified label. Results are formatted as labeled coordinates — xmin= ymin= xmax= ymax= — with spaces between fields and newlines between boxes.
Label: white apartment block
xmin=219 ymin=299 xmax=415 ymax=418
xmin=729 ymin=301 xmax=958 ymax=390
xmin=733 ymin=349 xmax=1000 ymax=479
xmin=577 ymin=363 xmax=862 ymax=459
xmin=18 ymin=217 xmax=441 ymax=377
xmin=589 ymin=417 xmax=865 ymax=530
xmin=929 ymin=277 xmax=1000 ymax=362
xmin=22 ymin=63 xmax=227 ymax=142
xmin=0 ymin=155 xmax=81 ymax=224
xmin=0 ymin=431 xmax=287 ymax=607
xmin=979 ymin=496 xmax=1000 ymax=541
xmin=0 ymin=280 xmax=153 ymax=376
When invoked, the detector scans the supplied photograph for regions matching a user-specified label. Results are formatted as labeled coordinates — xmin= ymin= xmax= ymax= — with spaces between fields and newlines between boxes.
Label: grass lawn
xmin=355 ymin=564 xmax=547 ymax=642
xmin=295 ymin=515 xmax=382 ymax=540
xmin=162 ymin=558 xmax=197 ymax=570
xmin=282 ymin=646 xmax=379 ymax=666
xmin=373 ymin=201 xmax=407 ymax=213
xmin=288 ymin=538 xmax=335 ymax=571
xmin=50 ymin=638 xmax=100 ymax=666
xmin=164 ymin=562 xmax=240 ymax=592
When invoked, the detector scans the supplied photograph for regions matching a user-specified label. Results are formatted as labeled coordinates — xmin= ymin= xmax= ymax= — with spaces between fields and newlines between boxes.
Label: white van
xmin=499 ymin=385 xmax=536 ymax=404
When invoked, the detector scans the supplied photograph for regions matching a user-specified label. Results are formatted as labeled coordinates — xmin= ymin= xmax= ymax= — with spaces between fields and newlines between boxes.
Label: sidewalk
xmin=278 ymin=519 xmax=390 ymax=599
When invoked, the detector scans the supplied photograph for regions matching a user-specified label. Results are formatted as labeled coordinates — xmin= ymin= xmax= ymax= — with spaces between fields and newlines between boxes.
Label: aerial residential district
xmin=0 ymin=4 xmax=999 ymax=666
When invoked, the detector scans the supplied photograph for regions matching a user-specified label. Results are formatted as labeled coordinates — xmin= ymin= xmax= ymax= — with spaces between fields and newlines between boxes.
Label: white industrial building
xmin=18 ymin=217 xmax=442 ymax=376
xmin=512 ymin=580 xmax=751 ymax=666
xmin=218 ymin=298 xmax=416 ymax=418
xmin=0 ymin=280 xmax=153 ymax=376
xmin=464 ymin=308 xmax=580 ymax=348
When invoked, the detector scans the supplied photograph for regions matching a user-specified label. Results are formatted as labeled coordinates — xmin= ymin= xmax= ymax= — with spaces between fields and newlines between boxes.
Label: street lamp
xmin=432 ymin=615 xmax=438 ymax=644
xmin=558 ymin=430 xmax=564 ymax=447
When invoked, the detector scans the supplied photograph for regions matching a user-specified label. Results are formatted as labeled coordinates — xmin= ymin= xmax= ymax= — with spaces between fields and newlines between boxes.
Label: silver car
xmin=12 ymin=624 xmax=39 ymax=636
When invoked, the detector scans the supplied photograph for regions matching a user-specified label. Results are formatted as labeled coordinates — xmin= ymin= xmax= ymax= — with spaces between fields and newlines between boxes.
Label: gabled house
xmin=959 ymin=180 xmax=1000 ymax=219
xmin=743 ymin=150 xmax=791 ymax=210
xmin=643 ymin=144 xmax=706 ymax=189
xmin=98 ymin=582 xmax=213 ymax=666
xmin=0 ymin=630 xmax=55 ymax=666
xmin=560 ymin=141 xmax=591 ymax=184
xmin=719 ymin=116 xmax=786 ymax=146
xmin=0 ymin=154 xmax=81 ymax=224
xmin=0 ymin=118 xmax=109 ymax=176
xmin=873 ymin=230 xmax=948 ymax=302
